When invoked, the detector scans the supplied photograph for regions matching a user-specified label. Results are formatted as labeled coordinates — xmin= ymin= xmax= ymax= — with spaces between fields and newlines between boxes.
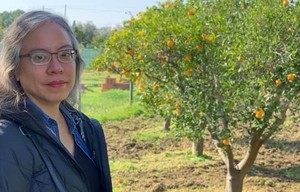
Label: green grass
xmin=80 ymin=69 xmax=147 ymax=122
xmin=110 ymin=159 xmax=139 ymax=173
xmin=284 ymin=164 xmax=300 ymax=180
xmin=131 ymin=126 xmax=171 ymax=142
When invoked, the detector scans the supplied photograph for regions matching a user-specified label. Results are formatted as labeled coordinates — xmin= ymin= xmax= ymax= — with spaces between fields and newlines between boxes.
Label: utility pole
xmin=126 ymin=11 xmax=134 ymax=105
xmin=64 ymin=4 xmax=67 ymax=17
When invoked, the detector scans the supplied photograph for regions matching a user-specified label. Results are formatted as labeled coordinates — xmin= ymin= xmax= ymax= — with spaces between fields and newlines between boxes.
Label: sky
xmin=0 ymin=0 xmax=163 ymax=28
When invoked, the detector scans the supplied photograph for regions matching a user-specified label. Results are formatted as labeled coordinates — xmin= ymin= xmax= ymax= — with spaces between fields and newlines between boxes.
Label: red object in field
xmin=101 ymin=76 xmax=130 ymax=92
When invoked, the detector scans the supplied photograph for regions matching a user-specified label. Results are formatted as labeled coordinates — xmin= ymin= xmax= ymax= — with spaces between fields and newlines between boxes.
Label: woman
xmin=0 ymin=10 xmax=112 ymax=192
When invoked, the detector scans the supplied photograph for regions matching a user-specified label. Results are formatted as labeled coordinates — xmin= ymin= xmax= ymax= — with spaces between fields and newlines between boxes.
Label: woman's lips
xmin=47 ymin=80 xmax=66 ymax=88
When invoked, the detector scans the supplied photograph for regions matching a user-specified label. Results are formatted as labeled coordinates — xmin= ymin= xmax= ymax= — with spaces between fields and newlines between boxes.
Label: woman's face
xmin=16 ymin=21 xmax=76 ymax=108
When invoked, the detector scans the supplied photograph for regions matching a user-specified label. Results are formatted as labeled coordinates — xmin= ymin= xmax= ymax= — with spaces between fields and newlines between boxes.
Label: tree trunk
xmin=163 ymin=118 xmax=171 ymax=131
xmin=192 ymin=138 xmax=204 ymax=156
xmin=129 ymin=81 xmax=133 ymax=104
xmin=225 ymin=172 xmax=245 ymax=192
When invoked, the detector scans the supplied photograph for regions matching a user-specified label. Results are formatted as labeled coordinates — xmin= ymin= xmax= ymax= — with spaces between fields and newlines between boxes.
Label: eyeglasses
xmin=19 ymin=49 xmax=77 ymax=65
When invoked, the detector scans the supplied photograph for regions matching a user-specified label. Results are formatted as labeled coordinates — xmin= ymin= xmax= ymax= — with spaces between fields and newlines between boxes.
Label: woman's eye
xmin=60 ymin=51 xmax=71 ymax=58
xmin=33 ymin=53 xmax=47 ymax=60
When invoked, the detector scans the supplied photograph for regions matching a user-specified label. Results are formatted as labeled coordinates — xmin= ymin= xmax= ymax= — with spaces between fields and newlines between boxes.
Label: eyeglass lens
xmin=31 ymin=49 xmax=76 ymax=65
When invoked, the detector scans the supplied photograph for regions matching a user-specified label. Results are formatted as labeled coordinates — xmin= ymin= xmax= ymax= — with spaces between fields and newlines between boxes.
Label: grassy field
xmin=80 ymin=69 xmax=146 ymax=122
xmin=81 ymin=69 xmax=300 ymax=192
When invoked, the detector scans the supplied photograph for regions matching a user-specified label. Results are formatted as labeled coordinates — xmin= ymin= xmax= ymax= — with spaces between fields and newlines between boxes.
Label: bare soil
xmin=103 ymin=116 xmax=300 ymax=192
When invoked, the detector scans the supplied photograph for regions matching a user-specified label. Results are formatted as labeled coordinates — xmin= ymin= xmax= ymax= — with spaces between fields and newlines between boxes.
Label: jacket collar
xmin=0 ymin=100 xmax=83 ymax=139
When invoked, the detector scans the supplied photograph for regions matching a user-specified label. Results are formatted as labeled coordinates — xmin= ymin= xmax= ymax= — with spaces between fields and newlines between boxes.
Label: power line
xmin=67 ymin=6 xmax=139 ymax=14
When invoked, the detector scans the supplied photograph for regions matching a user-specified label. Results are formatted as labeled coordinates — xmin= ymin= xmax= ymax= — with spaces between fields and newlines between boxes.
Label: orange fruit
xmin=202 ymin=33 xmax=209 ymax=40
xmin=282 ymin=0 xmax=289 ymax=7
xmin=287 ymin=73 xmax=295 ymax=81
xmin=187 ymin=8 xmax=196 ymax=16
xmin=185 ymin=54 xmax=192 ymax=61
xmin=123 ymin=71 xmax=130 ymax=78
xmin=106 ymin=68 xmax=112 ymax=73
xmin=167 ymin=40 xmax=175 ymax=47
xmin=127 ymin=48 xmax=135 ymax=56
xmin=184 ymin=69 xmax=192 ymax=76
xmin=117 ymin=178 xmax=123 ymax=184
xmin=255 ymin=108 xmax=264 ymax=119
xmin=113 ymin=61 xmax=120 ymax=68
xmin=174 ymin=108 xmax=180 ymax=116
xmin=175 ymin=103 xmax=180 ymax=109
xmin=223 ymin=138 xmax=230 ymax=146
xmin=196 ymin=44 xmax=203 ymax=50
xmin=275 ymin=79 xmax=281 ymax=86
xmin=138 ymin=83 xmax=143 ymax=92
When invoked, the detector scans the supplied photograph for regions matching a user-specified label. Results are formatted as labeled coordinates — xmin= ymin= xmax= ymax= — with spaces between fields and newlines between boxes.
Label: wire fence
xmin=80 ymin=47 xmax=102 ymax=67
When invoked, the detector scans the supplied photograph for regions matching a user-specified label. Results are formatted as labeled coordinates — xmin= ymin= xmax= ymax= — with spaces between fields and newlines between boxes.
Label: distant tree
xmin=0 ymin=25 xmax=3 ymax=40
xmin=91 ymin=27 xmax=112 ymax=48
xmin=72 ymin=22 xmax=86 ymax=46
xmin=72 ymin=21 xmax=99 ymax=47
xmin=0 ymin=9 xmax=24 ymax=28
xmin=0 ymin=9 xmax=24 ymax=40
xmin=84 ymin=21 xmax=97 ymax=47
xmin=98 ymin=26 xmax=113 ymax=38
xmin=91 ymin=34 xmax=106 ymax=48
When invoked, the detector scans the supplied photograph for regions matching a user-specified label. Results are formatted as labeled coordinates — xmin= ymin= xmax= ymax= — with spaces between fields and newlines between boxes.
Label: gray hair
xmin=0 ymin=10 xmax=84 ymax=112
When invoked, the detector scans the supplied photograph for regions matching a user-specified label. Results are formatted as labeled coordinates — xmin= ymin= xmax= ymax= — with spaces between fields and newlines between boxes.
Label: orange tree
xmin=91 ymin=0 xmax=300 ymax=191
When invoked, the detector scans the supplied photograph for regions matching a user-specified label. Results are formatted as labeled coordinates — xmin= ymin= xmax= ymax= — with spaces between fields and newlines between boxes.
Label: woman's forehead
xmin=21 ymin=21 xmax=72 ymax=52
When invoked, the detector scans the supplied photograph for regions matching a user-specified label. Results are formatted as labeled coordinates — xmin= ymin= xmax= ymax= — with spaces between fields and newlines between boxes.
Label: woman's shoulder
xmin=0 ymin=119 xmax=31 ymax=148
xmin=0 ymin=119 xmax=21 ymax=136
xmin=0 ymin=119 xmax=37 ymax=166
xmin=0 ymin=118 xmax=46 ymax=191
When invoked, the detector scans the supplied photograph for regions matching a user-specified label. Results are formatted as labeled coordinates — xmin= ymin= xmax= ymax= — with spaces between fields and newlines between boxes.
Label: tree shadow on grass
xmin=247 ymin=138 xmax=300 ymax=182
xmin=248 ymin=164 xmax=300 ymax=182
xmin=265 ymin=139 xmax=300 ymax=152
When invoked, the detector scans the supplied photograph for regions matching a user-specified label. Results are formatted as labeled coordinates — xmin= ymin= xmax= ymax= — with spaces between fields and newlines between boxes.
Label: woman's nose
xmin=47 ymin=55 xmax=64 ymax=74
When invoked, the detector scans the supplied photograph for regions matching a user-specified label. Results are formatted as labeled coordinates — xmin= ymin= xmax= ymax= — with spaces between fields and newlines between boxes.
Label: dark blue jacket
xmin=0 ymin=102 xmax=112 ymax=192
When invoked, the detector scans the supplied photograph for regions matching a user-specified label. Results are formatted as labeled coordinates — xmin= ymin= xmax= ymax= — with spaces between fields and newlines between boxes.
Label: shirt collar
xmin=26 ymin=98 xmax=50 ymax=123
xmin=25 ymin=98 xmax=77 ymax=132
xmin=60 ymin=103 xmax=77 ymax=133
